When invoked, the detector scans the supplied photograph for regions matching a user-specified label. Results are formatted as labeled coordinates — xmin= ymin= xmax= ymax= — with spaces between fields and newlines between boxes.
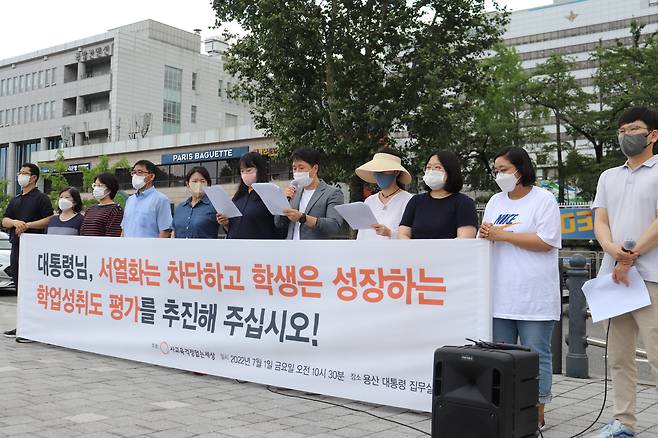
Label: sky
xmin=0 ymin=0 xmax=553 ymax=61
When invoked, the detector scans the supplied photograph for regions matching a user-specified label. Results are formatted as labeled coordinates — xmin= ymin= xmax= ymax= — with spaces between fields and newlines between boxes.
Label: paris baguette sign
xmin=161 ymin=146 xmax=249 ymax=165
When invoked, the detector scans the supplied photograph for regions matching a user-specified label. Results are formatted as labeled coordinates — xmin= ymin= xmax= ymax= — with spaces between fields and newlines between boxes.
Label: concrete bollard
xmin=565 ymin=254 xmax=589 ymax=378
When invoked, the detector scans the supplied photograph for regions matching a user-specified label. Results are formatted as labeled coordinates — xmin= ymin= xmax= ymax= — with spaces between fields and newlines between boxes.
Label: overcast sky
xmin=0 ymin=0 xmax=552 ymax=60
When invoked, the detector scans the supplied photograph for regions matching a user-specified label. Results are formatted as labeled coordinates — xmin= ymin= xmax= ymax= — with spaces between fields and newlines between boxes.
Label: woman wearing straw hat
xmin=399 ymin=150 xmax=478 ymax=239
xmin=355 ymin=148 xmax=414 ymax=240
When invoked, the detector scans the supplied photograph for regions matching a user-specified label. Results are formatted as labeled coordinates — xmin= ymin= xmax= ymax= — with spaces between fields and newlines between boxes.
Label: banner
xmin=561 ymin=207 xmax=595 ymax=240
xmin=17 ymin=235 xmax=491 ymax=411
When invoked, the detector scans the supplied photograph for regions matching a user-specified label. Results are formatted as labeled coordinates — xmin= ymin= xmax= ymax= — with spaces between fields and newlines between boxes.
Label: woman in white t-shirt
xmin=479 ymin=147 xmax=561 ymax=428
xmin=354 ymin=148 xmax=413 ymax=240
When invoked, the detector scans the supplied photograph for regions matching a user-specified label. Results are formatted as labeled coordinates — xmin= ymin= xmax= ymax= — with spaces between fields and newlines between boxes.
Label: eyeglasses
xmin=130 ymin=170 xmax=151 ymax=176
xmin=491 ymin=169 xmax=516 ymax=178
xmin=91 ymin=184 xmax=106 ymax=189
xmin=618 ymin=126 xmax=650 ymax=135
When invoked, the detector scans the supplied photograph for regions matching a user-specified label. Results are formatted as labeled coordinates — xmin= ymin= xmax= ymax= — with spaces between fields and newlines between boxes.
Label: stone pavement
xmin=0 ymin=294 xmax=657 ymax=437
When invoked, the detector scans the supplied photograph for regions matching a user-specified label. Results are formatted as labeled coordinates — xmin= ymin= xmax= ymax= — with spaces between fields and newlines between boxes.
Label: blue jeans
xmin=493 ymin=318 xmax=555 ymax=404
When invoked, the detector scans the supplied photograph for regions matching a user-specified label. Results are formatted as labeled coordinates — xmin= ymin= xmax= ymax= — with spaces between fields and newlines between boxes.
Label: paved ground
xmin=0 ymin=293 xmax=657 ymax=437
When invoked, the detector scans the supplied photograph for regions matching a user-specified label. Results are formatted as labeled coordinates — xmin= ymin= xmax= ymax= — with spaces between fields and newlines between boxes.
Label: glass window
xmin=0 ymin=110 xmax=3 ymax=126
xmin=19 ymin=75 xmax=24 ymax=93
xmin=218 ymin=79 xmax=223 ymax=97
xmin=12 ymin=77 xmax=17 ymax=94
xmin=43 ymin=102 xmax=50 ymax=120
xmin=51 ymin=101 xmax=56 ymax=119
xmin=155 ymin=165 xmax=169 ymax=187
xmin=199 ymin=161 xmax=218 ymax=184
xmin=192 ymin=72 xmax=197 ymax=90
xmin=36 ymin=103 xmax=42 ymax=122
xmin=30 ymin=105 xmax=35 ymax=122
xmin=11 ymin=108 xmax=15 ymax=125
xmin=0 ymin=79 xmax=4 ymax=96
xmin=38 ymin=71 xmax=43 ymax=88
xmin=31 ymin=72 xmax=36 ymax=90
xmin=168 ymin=164 xmax=185 ymax=187
xmin=191 ymin=105 xmax=197 ymax=123
xmin=44 ymin=69 xmax=50 ymax=87
xmin=164 ymin=65 xmax=182 ymax=90
xmin=51 ymin=67 xmax=56 ymax=85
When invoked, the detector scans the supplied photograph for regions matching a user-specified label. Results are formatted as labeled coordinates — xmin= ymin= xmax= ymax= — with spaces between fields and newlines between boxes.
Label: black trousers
xmin=10 ymin=243 xmax=19 ymax=293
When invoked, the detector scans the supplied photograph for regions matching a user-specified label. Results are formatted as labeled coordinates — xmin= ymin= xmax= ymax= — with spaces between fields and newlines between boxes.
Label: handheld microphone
xmin=622 ymin=239 xmax=636 ymax=253
xmin=287 ymin=179 xmax=300 ymax=200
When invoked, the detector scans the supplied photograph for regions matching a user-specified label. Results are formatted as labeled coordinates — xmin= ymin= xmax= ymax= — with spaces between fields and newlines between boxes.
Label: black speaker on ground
xmin=432 ymin=345 xmax=539 ymax=438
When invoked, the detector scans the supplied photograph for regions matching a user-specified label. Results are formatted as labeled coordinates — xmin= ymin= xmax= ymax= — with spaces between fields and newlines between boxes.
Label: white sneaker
xmin=596 ymin=420 xmax=636 ymax=438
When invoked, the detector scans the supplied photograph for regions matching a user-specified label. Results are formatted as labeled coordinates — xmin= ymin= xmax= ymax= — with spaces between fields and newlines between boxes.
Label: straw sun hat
xmin=355 ymin=153 xmax=412 ymax=185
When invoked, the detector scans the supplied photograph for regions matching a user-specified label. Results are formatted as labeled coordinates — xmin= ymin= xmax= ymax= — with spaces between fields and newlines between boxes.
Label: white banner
xmin=17 ymin=235 xmax=491 ymax=411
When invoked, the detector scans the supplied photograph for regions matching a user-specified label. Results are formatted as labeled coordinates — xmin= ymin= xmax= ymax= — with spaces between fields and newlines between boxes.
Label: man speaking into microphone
xmin=275 ymin=148 xmax=344 ymax=240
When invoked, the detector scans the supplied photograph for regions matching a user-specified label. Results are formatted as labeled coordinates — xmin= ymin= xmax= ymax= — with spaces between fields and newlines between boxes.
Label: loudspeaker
xmin=432 ymin=345 xmax=539 ymax=438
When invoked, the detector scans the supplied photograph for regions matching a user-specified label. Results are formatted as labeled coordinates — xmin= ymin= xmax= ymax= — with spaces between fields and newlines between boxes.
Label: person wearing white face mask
xmin=398 ymin=150 xmax=477 ymax=239
xmin=216 ymin=152 xmax=284 ymax=239
xmin=80 ymin=173 xmax=124 ymax=237
xmin=354 ymin=147 xmax=413 ymax=240
xmin=171 ymin=167 xmax=219 ymax=239
xmin=275 ymin=148 xmax=345 ymax=240
xmin=121 ymin=160 xmax=173 ymax=238
xmin=2 ymin=163 xmax=53 ymax=341
xmin=479 ymin=147 xmax=561 ymax=428
xmin=46 ymin=188 xmax=84 ymax=235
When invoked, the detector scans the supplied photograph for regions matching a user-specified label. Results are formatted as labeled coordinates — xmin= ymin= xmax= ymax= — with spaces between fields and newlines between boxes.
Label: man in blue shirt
xmin=121 ymin=160 xmax=172 ymax=238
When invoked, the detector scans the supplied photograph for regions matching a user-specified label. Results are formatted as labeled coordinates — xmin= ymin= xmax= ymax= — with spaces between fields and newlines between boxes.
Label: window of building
xmin=164 ymin=65 xmax=182 ymax=90
xmin=31 ymin=72 xmax=36 ymax=90
xmin=44 ymin=102 xmax=50 ymax=120
xmin=0 ymin=110 xmax=3 ymax=126
xmin=0 ymin=145 xmax=7 ymax=181
xmin=0 ymin=79 xmax=4 ymax=97
xmin=12 ymin=77 xmax=17 ymax=94
xmin=191 ymin=105 xmax=197 ymax=123
xmin=225 ymin=113 xmax=238 ymax=128
xmin=163 ymin=100 xmax=181 ymax=135
xmin=50 ymin=101 xmax=56 ymax=119
xmin=30 ymin=105 xmax=35 ymax=122
xmin=11 ymin=108 xmax=15 ymax=125
xmin=36 ymin=104 xmax=42 ymax=122
xmin=23 ymin=106 xmax=28 ymax=124
xmin=48 ymin=138 xmax=62 ymax=150
xmin=19 ymin=75 xmax=24 ymax=93
xmin=44 ymin=69 xmax=50 ymax=87
xmin=192 ymin=72 xmax=198 ymax=90
xmin=37 ymin=71 xmax=43 ymax=88
xmin=51 ymin=67 xmax=56 ymax=85
xmin=217 ymin=79 xmax=223 ymax=97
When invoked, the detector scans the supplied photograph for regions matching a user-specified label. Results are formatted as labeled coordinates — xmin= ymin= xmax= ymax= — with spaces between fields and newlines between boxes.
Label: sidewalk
xmin=1 ymin=295 xmax=656 ymax=437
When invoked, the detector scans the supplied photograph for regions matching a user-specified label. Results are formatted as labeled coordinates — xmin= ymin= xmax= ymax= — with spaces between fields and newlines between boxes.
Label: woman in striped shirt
xmin=80 ymin=172 xmax=124 ymax=237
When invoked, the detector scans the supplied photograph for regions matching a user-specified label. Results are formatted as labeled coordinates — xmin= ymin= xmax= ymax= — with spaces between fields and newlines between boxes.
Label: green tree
xmin=212 ymin=0 xmax=507 ymax=200
xmin=527 ymin=54 xmax=588 ymax=203
xmin=40 ymin=149 xmax=70 ymax=209
xmin=0 ymin=180 xmax=12 ymax=216
xmin=80 ymin=155 xmax=131 ymax=209
xmin=459 ymin=44 xmax=547 ymax=193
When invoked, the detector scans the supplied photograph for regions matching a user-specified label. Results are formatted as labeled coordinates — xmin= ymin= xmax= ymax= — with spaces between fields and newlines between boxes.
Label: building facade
xmin=0 ymin=20 xmax=262 ymax=197
xmin=503 ymin=0 xmax=658 ymax=175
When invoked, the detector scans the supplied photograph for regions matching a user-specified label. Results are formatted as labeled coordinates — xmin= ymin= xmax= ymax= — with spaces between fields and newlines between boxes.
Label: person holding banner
xmin=216 ymin=152 xmax=283 ymax=239
xmin=275 ymin=148 xmax=344 ymax=240
xmin=479 ymin=146 xmax=561 ymax=428
xmin=591 ymin=106 xmax=658 ymax=438
xmin=398 ymin=150 xmax=477 ymax=239
xmin=47 ymin=187 xmax=84 ymax=235
xmin=121 ymin=160 xmax=173 ymax=238
xmin=172 ymin=167 xmax=219 ymax=239
xmin=2 ymin=163 xmax=54 ymax=340
xmin=354 ymin=148 xmax=413 ymax=240
xmin=80 ymin=173 xmax=124 ymax=237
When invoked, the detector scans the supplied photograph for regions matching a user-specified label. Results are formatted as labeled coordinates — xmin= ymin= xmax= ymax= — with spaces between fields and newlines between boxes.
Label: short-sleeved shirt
xmin=172 ymin=195 xmax=219 ymax=239
xmin=228 ymin=190 xmax=283 ymax=239
xmin=482 ymin=186 xmax=562 ymax=321
xmin=47 ymin=214 xmax=84 ymax=235
xmin=80 ymin=204 xmax=124 ymax=237
xmin=3 ymin=188 xmax=54 ymax=245
xmin=357 ymin=190 xmax=413 ymax=240
xmin=399 ymin=192 xmax=478 ymax=239
xmin=592 ymin=154 xmax=658 ymax=282
xmin=121 ymin=186 xmax=173 ymax=238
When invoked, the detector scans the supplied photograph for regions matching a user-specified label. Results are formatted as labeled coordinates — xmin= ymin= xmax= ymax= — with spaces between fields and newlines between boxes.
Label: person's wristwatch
xmin=299 ymin=213 xmax=307 ymax=224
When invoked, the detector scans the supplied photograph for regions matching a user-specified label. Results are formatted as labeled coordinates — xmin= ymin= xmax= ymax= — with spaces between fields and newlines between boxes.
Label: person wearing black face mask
xmin=354 ymin=148 xmax=413 ymax=240
xmin=592 ymin=106 xmax=658 ymax=438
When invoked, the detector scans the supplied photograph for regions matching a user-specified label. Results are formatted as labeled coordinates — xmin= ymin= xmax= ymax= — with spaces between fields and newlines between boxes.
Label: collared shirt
xmin=3 ymin=188 xmax=54 ymax=245
xmin=172 ymin=195 xmax=219 ymax=239
xmin=592 ymin=154 xmax=658 ymax=282
xmin=121 ymin=186 xmax=173 ymax=238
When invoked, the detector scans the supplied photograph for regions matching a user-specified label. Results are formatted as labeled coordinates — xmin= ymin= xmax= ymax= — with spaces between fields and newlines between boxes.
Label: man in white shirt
xmin=592 ymin=106 xmax=658 ymax=438
xmin=275 ymin=148 xmax=344 ymax=240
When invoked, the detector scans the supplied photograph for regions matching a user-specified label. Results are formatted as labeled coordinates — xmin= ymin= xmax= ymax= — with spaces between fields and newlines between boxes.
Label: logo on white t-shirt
xmin=493 ymin=213 xmax=521 ymax=230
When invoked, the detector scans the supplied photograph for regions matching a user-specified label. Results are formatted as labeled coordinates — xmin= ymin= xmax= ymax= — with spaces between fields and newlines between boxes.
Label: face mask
xmin=495 ymin=171 xmax=519 ymax=193
xmin=423 ymin=170 xmax=446 ymax=190
xmin=132 ymin=174 xmax=147 ymax=191
xmin=17 ymin=174 xmax=31 ymax=188
xmin=58 ymin=198 xmax=74 ymax=211
xmin=241 ymin=172 xmax=258 ymax=187
xmin=619 ymin=132 xmax=651 ymax=157
xmin=293 ymin=171 xmax=312 ymax=187
xmin=92 ymin=186 xmax=107 ymax=200
xmin=188 ymin=182 xmax=206 ymax=196
xmin=374 ymin=172 xmax=396 ymax=190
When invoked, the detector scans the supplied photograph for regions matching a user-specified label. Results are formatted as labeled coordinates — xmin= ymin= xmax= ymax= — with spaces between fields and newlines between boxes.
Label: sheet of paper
xmin=203 ymin=186 xmax=242 ymax=218
xmin=251 ymin=183 xmax=291 ymax=216
xmin=335 ymin=202 xmax=379 ymax=230
xmin=582 ymin=267 xmax=651 ymax=323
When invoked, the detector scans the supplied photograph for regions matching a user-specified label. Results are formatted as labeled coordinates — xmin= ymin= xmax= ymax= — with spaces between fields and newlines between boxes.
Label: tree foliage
xmin=212 ymin=0 xmax=507 ymax=199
